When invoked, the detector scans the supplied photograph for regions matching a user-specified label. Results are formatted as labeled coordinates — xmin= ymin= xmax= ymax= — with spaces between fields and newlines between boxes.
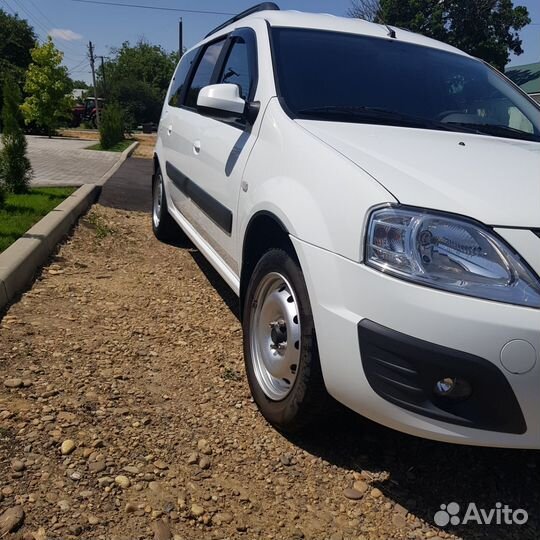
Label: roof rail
xmin=205 ymin=2 xmax=280 ymax=38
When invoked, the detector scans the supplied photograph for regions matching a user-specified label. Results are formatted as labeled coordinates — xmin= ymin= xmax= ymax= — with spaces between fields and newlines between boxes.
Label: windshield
xmin=271 ymin=28 xmax=540 ymax=142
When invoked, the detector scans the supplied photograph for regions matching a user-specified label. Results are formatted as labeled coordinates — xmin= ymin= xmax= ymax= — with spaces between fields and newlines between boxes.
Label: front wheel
xmin=243 ymin=248 xmax=332 ymax=432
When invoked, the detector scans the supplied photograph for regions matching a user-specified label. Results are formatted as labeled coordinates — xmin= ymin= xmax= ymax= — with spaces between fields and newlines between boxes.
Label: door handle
xmin=167 ymin=124 xmax=172 ymax=136
xmin=193 ymin=140 xmax=201 ymax=155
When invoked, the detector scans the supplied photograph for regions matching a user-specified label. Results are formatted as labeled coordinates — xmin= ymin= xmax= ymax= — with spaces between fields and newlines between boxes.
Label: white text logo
xmin=434 ymin=502 xmax=528 ymax=527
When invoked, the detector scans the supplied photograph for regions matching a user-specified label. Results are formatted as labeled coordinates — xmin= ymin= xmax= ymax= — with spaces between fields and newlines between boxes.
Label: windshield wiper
xmin=297 ymin=105 xmax=478 ymax=133
xmin=446 ymin=122 xmax=540 ymax=142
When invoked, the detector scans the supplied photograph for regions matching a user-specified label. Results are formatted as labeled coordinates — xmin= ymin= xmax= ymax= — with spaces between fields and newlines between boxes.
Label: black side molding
xmin=165 ymin=161 xmax=233 ymax=235
xmin=358 ymin=319 xmax=526 ymax=435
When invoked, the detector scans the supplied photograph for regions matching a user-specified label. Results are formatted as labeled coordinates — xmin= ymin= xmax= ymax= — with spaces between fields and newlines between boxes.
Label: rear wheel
xmin=152 ymin=166 xmax=178 ymax=241
xmin=243 ymin=248 xmax=332 ymax=432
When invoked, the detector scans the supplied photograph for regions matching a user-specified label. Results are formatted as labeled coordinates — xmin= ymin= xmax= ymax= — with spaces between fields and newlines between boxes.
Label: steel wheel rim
xmin=152 ymin=173 xmax=163 ymax=229
xmin=249 ymin=272 xmax=301 ymax=401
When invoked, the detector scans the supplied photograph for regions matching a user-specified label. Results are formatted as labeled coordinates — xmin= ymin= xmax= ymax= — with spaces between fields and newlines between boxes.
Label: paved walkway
xmin=99 ymin=157 xmax=152 ymax=212
xmin=22 ymin=136 xmax=121 ymax=186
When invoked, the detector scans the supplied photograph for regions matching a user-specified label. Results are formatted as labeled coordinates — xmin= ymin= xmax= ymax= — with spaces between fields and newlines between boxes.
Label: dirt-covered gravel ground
xmin=0 ymin=206 xmax=538 ymax=540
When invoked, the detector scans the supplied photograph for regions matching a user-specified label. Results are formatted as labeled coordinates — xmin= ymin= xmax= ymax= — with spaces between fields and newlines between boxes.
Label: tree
xmin=0 ymin=76 xmax=32 ymax=194
xmin=443 ymin=0 xmax=530 ymax=70
xmin=348 ymin=0 xmax=382 ymax=21
xmin=70 ymin=79 xmax=89 ymax=90
xmin=107 ymin=78 xmax=162 ymax=128
xmin=349 ymin=0 xmax=530 ymax=71
xmin=0 ymin=162 xmax=4 ymax=206
xmin=0 ymin=8 xmax=37 ymax=128
xmin=99 ymin=39 xmax=177 ymax=125
xmin=21 ymin=37 xmax=73 ymax=137
xmin=376 ymin=0 xmax=448 ymax=41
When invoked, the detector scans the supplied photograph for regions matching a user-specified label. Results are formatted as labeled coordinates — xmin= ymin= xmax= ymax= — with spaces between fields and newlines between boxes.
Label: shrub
xmin=0 ymin=76 xmax=32 ymax=194
xmin=0 ymin=156 xmax=5 ymax=208
xmin=99 ymin=103 xmax=125 ymax=149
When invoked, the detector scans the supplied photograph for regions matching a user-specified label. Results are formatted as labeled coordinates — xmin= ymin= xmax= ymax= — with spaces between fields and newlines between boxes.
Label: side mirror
xmin=197 ymin=83 xmax=246 ymax=116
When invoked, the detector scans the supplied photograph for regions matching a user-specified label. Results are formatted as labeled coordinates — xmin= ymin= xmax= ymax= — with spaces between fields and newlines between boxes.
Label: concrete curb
xmin=0 ymin=184 xmax=99 ymax=312
xmin=96 ymin=141 xmax=139 ymax=186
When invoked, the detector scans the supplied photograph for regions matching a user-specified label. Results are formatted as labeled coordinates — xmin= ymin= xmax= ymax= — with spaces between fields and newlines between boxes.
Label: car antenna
xmin=385 ymin=24 xmax=396 ymax=39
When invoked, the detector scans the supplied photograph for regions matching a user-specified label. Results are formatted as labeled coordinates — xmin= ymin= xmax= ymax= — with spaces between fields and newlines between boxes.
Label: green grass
xmin=0 ymin=187 xmax=75 ymax=252
xmin=86 ymin=139 xmax=132 ymax=152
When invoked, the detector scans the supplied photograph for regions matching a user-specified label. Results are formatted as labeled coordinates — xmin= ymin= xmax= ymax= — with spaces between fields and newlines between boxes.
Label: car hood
xmin=297 ymin=120 xmax=540 ymax=227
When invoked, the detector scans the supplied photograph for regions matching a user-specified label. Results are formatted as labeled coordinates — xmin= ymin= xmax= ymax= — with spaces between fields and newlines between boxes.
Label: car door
xmin=162 ymin=41 xmax=226 ymax=220
xmin=160 ymin=46 xmax=198 ymax=217
xmin=169 ymin=29 xmax=260 ymax=276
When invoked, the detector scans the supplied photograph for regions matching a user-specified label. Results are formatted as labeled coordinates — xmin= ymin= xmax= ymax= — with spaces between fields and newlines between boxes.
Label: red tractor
xmin=71 ymin=97 xmax=105 ymax=128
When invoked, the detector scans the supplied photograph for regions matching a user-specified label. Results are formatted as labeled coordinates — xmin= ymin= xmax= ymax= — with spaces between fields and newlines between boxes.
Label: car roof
xmin=200 ymin=9 xmax=469 ymax=58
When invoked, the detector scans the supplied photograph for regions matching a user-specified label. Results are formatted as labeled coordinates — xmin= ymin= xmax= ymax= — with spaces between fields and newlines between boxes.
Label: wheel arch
xmin=152 ymin=153 xmax=160 ymax=182
xmin=240 ymin=210 xmax=297 ymax=319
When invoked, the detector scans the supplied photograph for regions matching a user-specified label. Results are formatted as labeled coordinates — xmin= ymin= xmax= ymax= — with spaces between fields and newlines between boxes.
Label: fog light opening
xmin=434 ymin=377 xmax=472 ymax=400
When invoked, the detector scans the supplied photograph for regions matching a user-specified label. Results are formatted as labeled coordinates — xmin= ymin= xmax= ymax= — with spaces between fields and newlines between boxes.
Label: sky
xmin=3 ymin=0 xmax=540 ymax=84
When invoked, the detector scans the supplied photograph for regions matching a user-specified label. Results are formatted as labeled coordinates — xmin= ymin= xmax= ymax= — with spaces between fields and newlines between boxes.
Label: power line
xmin=26 ymin=0 xmax=88 ymax=55
xmin=28 ymin=0 xmax=89 ymax=56
xmin=27 ymin=0 xmax=62 ymax=30
xmin=69 ymin=0 xmax=234 ymax=15
xmin=1 ymin=0 xmax=87 ymax=72
xmin=11 ymin=0 xmax=50 ymax=36
xmin=68 ymin=58 xmax=89 ymax=72
xmin=10 ymin=0 xmax=86 ymax=59
xmin=0 ymin=0 xmax=39 ymax=50
xmin=1 ymin=0 xmax=47 ymax=46
xmin=1 ymin=0 xmax=24 ymax=19
xmin=3 ymin=0 xmax=89 ymax=62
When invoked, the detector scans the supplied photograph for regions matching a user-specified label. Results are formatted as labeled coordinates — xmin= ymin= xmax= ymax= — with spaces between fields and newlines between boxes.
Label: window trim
xmin=210 ymin=27 xmax=259 ymax=129
xmin=216 ymin=27 xmax=259 ymax=104
xmin=168 ymin=48 xmax=198 ymax=108
xmin=180 ymin=36 xmax=228 ymax=112
xmin=179 ymin=27 xmax=259 ymax=130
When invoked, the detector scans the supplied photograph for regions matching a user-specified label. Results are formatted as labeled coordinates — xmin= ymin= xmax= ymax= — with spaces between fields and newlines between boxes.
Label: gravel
xmin=0 ymin=205 xmax=537 ymax=539
xmin=0 ymin=506 xmax=24 ymax=534
xmin=60 ymin=439 xmax=76 ymax=455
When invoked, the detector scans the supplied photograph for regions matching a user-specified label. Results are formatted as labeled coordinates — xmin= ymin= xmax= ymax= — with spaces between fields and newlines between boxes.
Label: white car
xmin=153 ymin=3 xmax=540 ymax=448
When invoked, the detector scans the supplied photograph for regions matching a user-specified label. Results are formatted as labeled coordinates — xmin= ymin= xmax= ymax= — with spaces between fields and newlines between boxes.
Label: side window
xmin=168 ymin=49 xmax=197 ymax=108
xmin=218 ymin=39 xmax=252 ymax=100
xmin=184 ymin=39 xmax=226 ymax=109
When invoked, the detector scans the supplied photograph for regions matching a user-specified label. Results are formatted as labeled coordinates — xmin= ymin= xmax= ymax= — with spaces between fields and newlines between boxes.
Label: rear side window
xmin=184 ymin=39 xmax=226 ymax=109
xmin=168 ymin=49 xmax=197 ymax=108
xmin=218 ymin=39 xmax=252 ymax=100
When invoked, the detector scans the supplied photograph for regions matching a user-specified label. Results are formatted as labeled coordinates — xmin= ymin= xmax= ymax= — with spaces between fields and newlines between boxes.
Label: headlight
xmin=365 ymin=206 xmax=540 ymax=308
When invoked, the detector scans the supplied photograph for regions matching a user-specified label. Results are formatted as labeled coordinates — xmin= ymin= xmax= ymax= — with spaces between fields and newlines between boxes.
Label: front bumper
xmin=358 ymin=319 xmax=525 ymax=434
xmin=291 ymin=235 xmax=540 ymax=449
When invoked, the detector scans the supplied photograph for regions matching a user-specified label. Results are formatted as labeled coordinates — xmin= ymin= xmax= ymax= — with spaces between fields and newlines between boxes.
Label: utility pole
xmin=88 ymin=41 xmax=101 ymax=129
xmin=97 ymin=56 xmax=108 ymax=98
xmin=178 ymin=18 xmax=183 ymax=59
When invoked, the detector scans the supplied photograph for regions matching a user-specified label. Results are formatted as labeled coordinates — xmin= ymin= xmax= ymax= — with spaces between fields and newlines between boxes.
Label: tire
xmin=152 ymin=166 xmax=178 ymax=241
xmin=243 ymin=248 xmax=332 ymax=432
